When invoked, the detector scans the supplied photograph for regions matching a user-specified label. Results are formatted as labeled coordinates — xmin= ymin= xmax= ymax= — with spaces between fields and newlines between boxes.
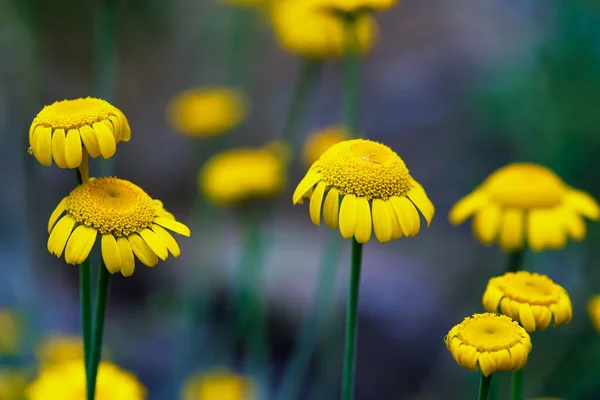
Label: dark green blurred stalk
xmin=274 ymin=231 xmax=342 ymax=400
xmin=227 ymin=8 xmax=253 ymax=88
xmin=342 ymin=14 xmax=360 ymax=137
xmin=511 ymin=369 xmax=523 ymax=400
xmin=507 ymin=250 xmax=525 ymax=273
xmin=479 ymin=374 xmax=493 ymax=400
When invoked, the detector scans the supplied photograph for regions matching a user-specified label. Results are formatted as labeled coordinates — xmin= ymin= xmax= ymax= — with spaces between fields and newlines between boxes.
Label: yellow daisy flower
xmin=588 ymin=295 xmax=600 ymax=334
xmin=445 ymin=313 xmax=532 ymax=377
xmin=0 ymin=369 xmax=28 ymax=400
xmin=483 ymin=271 xmax=572 ymax=333
xmin=26 ymin=360 xmax=146 ymax=400
xmin=307 ymin=0 xmax=398 ymax=13
xmin=0 ymin=309 xmax=22 ymax=355
xmin=302 ymin=126 xmax=350 ymax=167
xmin=293 ymin=139 xmax=434 ymax=243
xmin=200 ymin=146 xmax=287 ymax=205
xmin=167 ymin=88 xmax=247 ymax=137
xmin=449 ymin=163 xmax=600 ymax=252
xmin=271 ymin=0 xmax=377 ymax=58
xmin=47 ymin=177 xmax=190 ymax=276
xmin=181 ymin=370 xmax=256 ymax=400
xmin=29 ymin=98 xmax=130 ymax=168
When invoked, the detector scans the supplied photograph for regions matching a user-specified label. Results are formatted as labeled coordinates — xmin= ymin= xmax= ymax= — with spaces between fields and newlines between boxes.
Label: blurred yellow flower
xmin=29 ymin=97 xmax=130 ymax=168
xmin=483 ymin=271 xmax=572 ymax=332
xmin=167 ymin=88 xmax=247 ymax=137
xmin=0 ymin=309 xmax=21 ymax=355
xmin=219 ymin=0 xmax=264 ymax=7
xmin=308 ymin=0 xmax=398 ymax=13
xmin=47 ymin=177 xmax=190 ymax=276
xmin=445 ymin=313 xmax=531 ymax=377
xmin=588 ymin=295 xmax=600 ymax=333
xmin=449 ymin=163 xmax=599 ymax=252
xmin=181 ymin=370 xmax=256 ymax=400
xmin=36 ymin=336 xmax=84 ymax=366
xmin=200 ymin=145 xmax=287 ymax=205
xmin=26 ymin=360 xmax=146 ymax=400
xmin=0 ymin=369 xmax=28 ymax=400
xmin=271 ymin=0 xmax=377 ymax=58
xmin=302 ymin=126 xmax=350 ymax=166
xmin=293 ymin=139 xmax=434 ymax=243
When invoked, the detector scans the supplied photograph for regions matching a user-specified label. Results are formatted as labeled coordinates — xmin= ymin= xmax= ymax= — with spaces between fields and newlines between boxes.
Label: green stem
xmin=507 ymin=250 xmax=525 ymax=273
xmin=87 ymin=261 xmax=111 ymax=400
xmin=511 ymin=369 xmax=523 ymax=400
xmin=227 ymin=8 xmax=252 ymax=88
xmin=342 ymin=14 xmax=360 ymax=137
xmin=280 ymin=59 xmax=323 ymax=147
xmin=80 ymin=257 xmax=92 ymax=378
xmin=478 ymin=374 xmax=493 ymax=400
xmin=341 ymin=238 xmax=363 ymax=400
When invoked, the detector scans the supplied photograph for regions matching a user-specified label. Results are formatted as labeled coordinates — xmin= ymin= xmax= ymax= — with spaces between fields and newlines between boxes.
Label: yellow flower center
xmin=33 ymin=98 xmax=119 ymax=130
xmin=65 ymin=177 xmax=157 ymax=237
xmin=317 ymin=139 xmax=411 ymax=200
xmin=482 ymin=163 xmax=566 ymax=208
xmin=456 ymin=313 xmax=524 ymax=352
xmin=499 ymin=272 xmax=561 ymax=305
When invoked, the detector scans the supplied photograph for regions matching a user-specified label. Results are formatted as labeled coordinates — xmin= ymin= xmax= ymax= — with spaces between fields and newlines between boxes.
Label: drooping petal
xmin=128 ymin=234 xmax=159 ymax=267
xmin=51 ymin=128 xmax=68 ymax=168
xmin=322 ymin=187 xmax=340 ymax=229
xmin=93 ymin=121 xmax=117 ymax=159
xmin=564 ymin=188 xmax=600 ymax=220
xmin=117 ymin=237 xmax=135 ymax=277
xmin=139 ymin=228 xmax=169 ymax=260
xmin=101 ymin=234 xmax=122 ymax=274
xmin=498 ymin=208 xmax=524 ymax=252
xmin=79 ymin=125 xmax=102 ymax=158
xmin=65 ymin=225 xmax=98 ymax=265
xmin=482 ymin=283 xmax=504 ymax=312
xmin=390 ymin=196 xmax=420 ymax=237
xmin=154 ymin=217 xmax=191 ymax=237
xmin=384 ymin=200 xmax=403 ymax=240
xmin=372 ymin=198 xmax=392 ymax=243
xmin=354 ymin=197 xmax=372 ymax=243
xmin=34 ymin=126 xmax=53 ymax=166
xmin=407 ymin=180 xmax=435 ymax=226
xmin=109 ymin=115 xmax=122 ymax=142
xmin=478 ymin=352 xmax=497 ymax=377
xmin=292 ymin=171 xmax=321 ymax=205
xmin=48 ymin=197 xmax=68 ymax=233
xmin=339 ymin=194 xmax=357 ymax=239
xmin=473 ymin=202 xmax=502 ymax=245
xmin=448 ymin=191 xmax=488 ymax=225
xmin=561 ymin=208 xmax=586 ymax=241
xmin=531 ymin=305 xmax=552 ymax=331
xmin=65 ymin=129 xmax=83 ymax=168
xmin=116 ymin=110 xmax=131 ymax=142
xmin=78 ymin=149 xmax=90 ymax=183
xmin=518 ymin=304 xmax=537 ymax=332
xmin=47 ymin=215 xmax=76 ymax=257
xmin=152 ymin=224 xmax=181 ymax=257
xmin=309 ymin=181 xmax=327 ymax=226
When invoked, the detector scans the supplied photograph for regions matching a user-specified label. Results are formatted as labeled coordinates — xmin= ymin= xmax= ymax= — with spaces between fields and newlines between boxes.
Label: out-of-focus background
xmin=2 ymin=0 xmax=600 ymax=399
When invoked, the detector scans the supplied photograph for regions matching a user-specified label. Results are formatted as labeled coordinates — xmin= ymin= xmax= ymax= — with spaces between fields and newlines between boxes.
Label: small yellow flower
xmin=445 ymin=313 xmax=531 ymax=377
xmin=35 ymin=335 xmax=85 ymax=366
xmin=200 ymin=146 xmax=287 ymax=205
xmin=26 ymin=360 xmax=146 ymax=400
xmin=307 ymin=0 xmax=398 ymax=13
xmin=167 ymin=88 xmax=247 ymax=137
xmin=29 ymin=98 xmax=130 ymax=168
xmin=588 ymin=295 xmax=600 ymax=333
xmin=302 ymin=126 xmax=350 ymax=166
xmin=181 ymin=370 xmax=256 ymax=400
xmin=0 ymin=369 xmax=28 ymax=400
xmin=47 ymin=177 xmax=190 ymax=276
xmin=0 ymin=310 xmax=21 ymax=355
xmin=293 ymin=139 xmax=434 ymax=243
xmin=271 ymin=0 xmax=377 ymax=58
xmin=449 ymin=163 xmax=600 ymax=252
xmin=483 ymin=271 xmax=572 ymax=332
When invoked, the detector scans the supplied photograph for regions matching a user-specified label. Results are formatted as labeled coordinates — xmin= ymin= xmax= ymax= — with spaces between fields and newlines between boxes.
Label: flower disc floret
xmin=29 ymin=97 xmax=130 ymax=168
xmin=483 ymin=271 xmax=572 ymax=332
xmin=445 ymin=313 xmax=531 ymax=377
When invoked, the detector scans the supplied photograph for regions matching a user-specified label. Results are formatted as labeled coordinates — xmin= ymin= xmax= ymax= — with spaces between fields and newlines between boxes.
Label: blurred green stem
xmin=274 ymin=231 xmax=342 ymax=400
xmin=341 ymin=238 xmax=363 ymax=400
xmin=507 ymin=250 xmax=525 ymax=273
xmin=342 ymin=14 xmax=360 ymax=137
xmin=227 ymin=8 xmax=252 ymax=88
xmin=87 ymin=261 xmax=111 ymax=400
xmin=280 ymin=59 xmax=323 ymax=147
xmin=511 ymin=369 xmax=523 ymax=400
xmin=479 ymin=374 xmax=492 ymax=400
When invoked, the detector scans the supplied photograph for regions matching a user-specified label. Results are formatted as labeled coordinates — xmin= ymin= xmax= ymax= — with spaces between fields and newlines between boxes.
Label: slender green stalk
xmin=341 ymin=238 xmax=364 ymax=400
xmin=227 ymin=8 xmax=252 ymax=88
xmin=80 ymin=257 xmax=92 ymax=376
xmin=87 ymin=261 xmax=111 ymax=400
xmin=342 ymin=14 xmax=360 ymax=137
xmin=478 ymin=374 xmax=493 ymax=400
xmin=507 ymin=250 xmax=525 ymax=273
xmin=280 ymin=59 xmax=323 ymax=147
xmin=511 ymin=369 xmax=523 ymax=400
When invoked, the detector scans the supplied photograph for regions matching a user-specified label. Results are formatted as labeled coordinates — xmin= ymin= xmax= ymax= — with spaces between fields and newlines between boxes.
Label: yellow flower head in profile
xmin=0 ymin=310 xmax=22 ymax=355
xmin=303 ymin=126 xmax=350 ymax=167
xmin=483 ymin=271 xmax=572 ymax=333
xmin=167 ymin=88 xmax=247 ymax=137
xmin=200 ymin=145 xmax=287 ymax=205
xmin=445 ymin=313 xmax=531 ymax=377
xmin=588 ymin=295 xmax=600 ymax=334
xmin=47 ymin=177 xmax=190 ymax=276
xmin=26 ymin=360 xmax=146 ymax=400
xmin=29 ymin=98 xmax=130 ymax=168
xmin=271 ymin=0 xmax=377 ymax=58
xmin=449 ymin=163 xmax=600 ymax=252
xmin=293 ymin=139 xmax=434 ymax=243
xmin=35 ymin=336 xmax=85 ymax=366
xmin=0 ymin=369 xmax=28 ymax=400
xmin=307 ymin=0 xmax=398 ymax=13
xmin=181 ymin=370 xmax=256 ymax=400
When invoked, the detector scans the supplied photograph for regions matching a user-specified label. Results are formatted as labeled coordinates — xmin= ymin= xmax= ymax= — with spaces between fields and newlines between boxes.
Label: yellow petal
xmin=473 ymin=203 xmax=502 ymax=245
xmin=518 ymin=304 xmax=537 ymax=332
xmin=65 ymin=129 xmax=83 ymax=168
xmin=48 ymin=198 xmax=68 ymax=233
xmin=456 ymin=345 xmax=478 ymax=371
xmin=372 ymin=198 xmax=392 ymax=243
xmin=292 ymin=171 xmax=321 ymax=205
xmin=152 ymin=224 xmax=181 ymax=257
xmin=448 ymin=191 xmax=488 ymax=225
xmin=510 ymin=342 xmax=529 ymax=370
xmin=34 ymin=126 xmax=53 ymax=166
xmin=30 ymin=125 xmax=43 ymax=155
xmin=309 ymin=182 xmax=327 ymax=226
xmin=154 ymin=217 xmax=191 ymax=237
xmin=527 ymin=210 xmax=565 ymax=252
xmin=78 ymin=149 xmax=90 ymax=183
xmin=532 ymin=305 xmax=552 ymax=331
xmin=51 ymin=128 xmax=68 ymax=168
xmin=109 ymin=115 xmax=122 ymax=142
xmin=564 ymin=188 xmax=600 ymax=220
xmin=65 ymin=225 xmax=98 ymax=265
xmin=407 ymin=181 xmax=435 ymax=226
xmin=493 ymin=349 xmax=512 ymax=371
xmin=384 ymin=200 xmax=403 ymax=240
xmin=79 ymin=125 xmax=102 ymax=158
xmin=478 ymin=352 xmax=497 ymax=377
xmin=390 ymin=196 xmax=420 ymax=237
xmin=498 ymin=208 xmax=524 ymax=252
xmin=482 ymin=284 xmax=504 ymax=312
xmin=117 ymin=237 xmax=135 ymax=277
xmin=354 ymin=197 xmax=372 ymax=243
xmin=339 ymin=194 xmax=357 ymax=239
xmin=101 ymin=235 xmax=122 ymax=274
xmin=29 ymin=123 xmax=38 ymax=143
xmin=102 ymin=119 xmax=117 ymax=141
xmin=128 ymin=234 xmax=159 ymax=267
xmin=93 ymin=122 xmax=116 ymax=159
xmin=116 ymin=110 xmax=131 ymax=142
xmin=47 ymin=215 xmax=76 ymax=257
xmin=139 ymin=228 xmax=169 ymax=260
xmin=322 ymin=187 xmax=340 ymax=229
xmin=562 ymin=209 xmax=586 ymax=241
